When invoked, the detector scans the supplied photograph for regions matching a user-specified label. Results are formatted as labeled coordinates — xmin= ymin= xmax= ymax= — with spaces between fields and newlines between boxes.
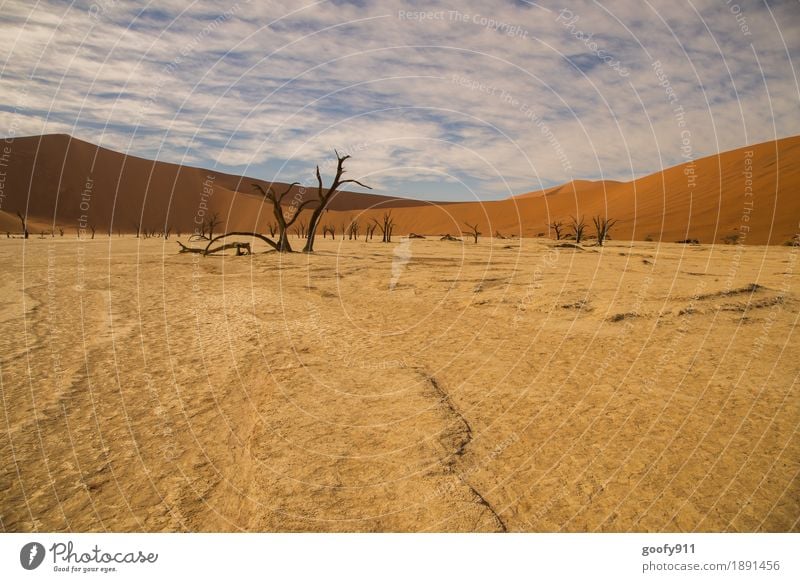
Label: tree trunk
xmin=303 ymin=207 xmax=324 ymax=253
xmin=278 ymin=231 xmax=293 ymax=252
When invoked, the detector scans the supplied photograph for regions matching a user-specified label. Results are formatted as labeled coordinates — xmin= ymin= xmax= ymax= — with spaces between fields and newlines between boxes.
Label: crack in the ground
xmin=424 ymin=373 xmax=507 ymax=533
xmin=428 ymin=375 xmax=472 ymax=462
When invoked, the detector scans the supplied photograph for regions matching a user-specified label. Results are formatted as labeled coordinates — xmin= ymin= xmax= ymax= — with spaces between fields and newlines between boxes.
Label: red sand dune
xmin=1 ymin=133 xmax=798 ymax=244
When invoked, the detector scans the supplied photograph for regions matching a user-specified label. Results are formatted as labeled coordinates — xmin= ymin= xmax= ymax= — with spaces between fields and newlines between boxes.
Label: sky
xmin=1 ymin=0 xmax=798 ymax=201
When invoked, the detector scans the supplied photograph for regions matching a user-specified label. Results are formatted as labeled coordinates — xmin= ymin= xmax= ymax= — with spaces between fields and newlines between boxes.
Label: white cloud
xmin=1 ymin=0 xmax=798 ymax=199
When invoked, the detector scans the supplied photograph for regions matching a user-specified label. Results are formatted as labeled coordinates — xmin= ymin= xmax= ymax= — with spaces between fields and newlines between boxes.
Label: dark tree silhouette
xmin=206 ymin=212 xmax=221 ymax=240
xmin=176 ymin=154 xmax=369 ymax=256
xmin=462 ymin=222 xmax=481 ymax=244
xmin=347 ymin=220 xmax=360 ymax=240
xmin=592 ymin=216 xmax=617 ymax=246
xmin=373 ymin=212 xmax=394 ymax=243
xmin=16 ymin=211 xmax=29 ymax=239
xmin=549 ymin=220 xmax=564 ymax=240
xmin=252 ymin=181 xmax=316 ymax=252
xmin=303 ymin=151 xmax=371 ymax=253
xmin=570 ymin=215 xmax=587 ymax=244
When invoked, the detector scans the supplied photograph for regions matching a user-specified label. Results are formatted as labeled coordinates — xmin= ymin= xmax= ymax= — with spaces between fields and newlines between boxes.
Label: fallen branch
xmin=177 ymin=240 xmax=251 ymax=255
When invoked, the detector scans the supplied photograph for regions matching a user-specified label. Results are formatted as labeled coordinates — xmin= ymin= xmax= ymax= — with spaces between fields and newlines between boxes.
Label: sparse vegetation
xmin=294 ymin=220 xmax=307 ymax=239
xmin=174 ymin=152 xmax=369 ymax=255
xmin=303 ymin=151 xmax=372 ymax=253
xmin=462 ymin=222 xmax=481 ymax=244
xmin=250 ymin=181 xmax=312 ymax=252
xmin=570 ymin=215 xmax=586 ymax=244
xmin=592 ymin=216 xmax=617 ymax=246
xmin=374 ymin=212 xmax=395 ymax=243
xmin=549 ymin=220 xmax=564 ymax=240
xmin=722 ymin=232 xmax=741 ymax=245
xmin=16 ymin=211 xmax=29 ymax=239
xmin=608 ymin=312 xmax=638 ymax=322
xmin=347 ymin=220 xmax=360 ymax=240
xmin=206 ymin=212 xmax=221 ymax=240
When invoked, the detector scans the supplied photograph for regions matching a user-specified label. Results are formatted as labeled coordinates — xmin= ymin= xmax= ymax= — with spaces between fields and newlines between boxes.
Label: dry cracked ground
xmin=1 ymin=236 xmax=798 ymax=532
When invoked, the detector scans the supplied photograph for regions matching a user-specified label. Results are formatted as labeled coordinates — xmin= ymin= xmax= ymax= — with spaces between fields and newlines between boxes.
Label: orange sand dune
xmin=2 ymin=133 xmax=798 ymax=244
xmin=0 ymin=134 xmax=428 ymax=237
xmin=336 ymin=137 xmax=800 ymax=245
xmin=514 ymin=179 xmax=624 ymax=200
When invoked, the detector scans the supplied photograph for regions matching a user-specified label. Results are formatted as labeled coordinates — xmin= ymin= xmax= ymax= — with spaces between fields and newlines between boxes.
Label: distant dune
xmin=1 ymin=133 xmax=798 ymax=244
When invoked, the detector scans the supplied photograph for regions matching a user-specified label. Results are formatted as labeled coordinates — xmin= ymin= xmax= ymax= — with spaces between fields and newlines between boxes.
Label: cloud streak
xmin=1 ymin=0 xmax=798 ymax=200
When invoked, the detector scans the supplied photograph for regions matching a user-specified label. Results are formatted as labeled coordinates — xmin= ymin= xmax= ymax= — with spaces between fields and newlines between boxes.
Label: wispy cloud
xmin=1 ymin=0 xmax=798 ymax=200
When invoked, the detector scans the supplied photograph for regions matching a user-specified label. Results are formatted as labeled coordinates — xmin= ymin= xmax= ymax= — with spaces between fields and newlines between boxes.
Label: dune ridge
xmin=1 ymin=133 xmax=798 ymax=245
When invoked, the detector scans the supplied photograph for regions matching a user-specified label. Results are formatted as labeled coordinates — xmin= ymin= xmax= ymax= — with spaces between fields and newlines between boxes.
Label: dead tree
xmin=268 ymin=223 xmax=277 ymax=238
xmin=322 ymin=225 xmax=335 ymax=239
xmin=347 ymin=220 xmax=360 ymax=240
xmin=133 ymin=222 xmax=141 ymax=238
xmin=592 ymin=216 xmax=617 ymax=246
xmin=16 ymin=211 xmax=29 ymax=239
xmin=374 ymin=212 xmax=394 ymax=243
xmin=90 ymin=225 xmax=96 ymax=239
xmin=722 ymin=232 xmax=741 ymax=245
xmin=206 ymin=212 xmax=221 ymax=240
xmin=365 ymin=223 xmax=378 ymax=242
xmin=252 ymin=181 xmax=317 ymax=252
xmin=177 ymin=240 xmax=251 ymax=255
xmin=549 ymin=220 xmax=564 ymax=241
xmin=303 ymin=151 xmax=371 ymax=253
xmin=462 ymin=222 xmax=481 ymax=244
xmin=164 ymin=226 xmax=172 ymax=240
xmin=184 ymin=157 xmax=369 ymax=255
xmin=495 ymin=231 xmax=507 ymax=240
xmin=295 ymin=220 xmax=307 ymax=239
xmin=570 ymin=215 xmax=587 ymax=244
xmin=59 ymin=227 xmax=64 ymax=237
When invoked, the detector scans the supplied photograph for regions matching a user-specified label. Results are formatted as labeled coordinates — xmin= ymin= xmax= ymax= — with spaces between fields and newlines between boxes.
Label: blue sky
xmin=1 ymin=0 xmax=798 ymax=201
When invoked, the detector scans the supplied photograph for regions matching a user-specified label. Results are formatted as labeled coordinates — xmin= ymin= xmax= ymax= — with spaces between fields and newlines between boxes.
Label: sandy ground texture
xmin=1 ymin=236 xmax=798 ymax=532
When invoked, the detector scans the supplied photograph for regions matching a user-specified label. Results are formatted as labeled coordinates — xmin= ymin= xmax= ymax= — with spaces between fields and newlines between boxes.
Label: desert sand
xmin=2 ymin=134 xmax=799 ymax=245
xmin=1 ymin=235 xmax=797 ymax=532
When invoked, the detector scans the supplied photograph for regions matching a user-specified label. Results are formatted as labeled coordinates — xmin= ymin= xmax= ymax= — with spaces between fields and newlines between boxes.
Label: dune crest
xmin=2 ymin=134 xmax=798 ymax=244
